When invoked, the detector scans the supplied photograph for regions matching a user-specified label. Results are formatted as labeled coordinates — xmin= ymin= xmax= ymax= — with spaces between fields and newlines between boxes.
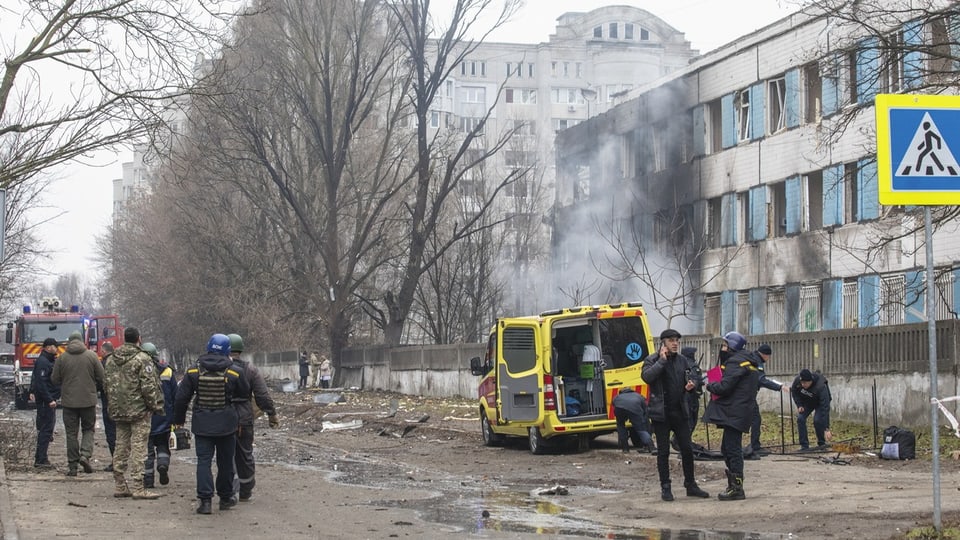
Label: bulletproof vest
xmin=195 ymin=368 xmax=227 ymax=410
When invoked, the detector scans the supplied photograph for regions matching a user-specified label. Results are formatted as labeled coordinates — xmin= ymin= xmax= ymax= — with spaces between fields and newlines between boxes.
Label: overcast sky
xmin=35 ymin=0 xmax=799 ymax=280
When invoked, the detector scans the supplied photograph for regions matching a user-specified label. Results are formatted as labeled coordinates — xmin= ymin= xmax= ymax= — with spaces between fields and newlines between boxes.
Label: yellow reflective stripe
xmin=226 ymin=369 xmax=240 ymax=377
xmin=186 ymin=368 xmax=199 ymax=374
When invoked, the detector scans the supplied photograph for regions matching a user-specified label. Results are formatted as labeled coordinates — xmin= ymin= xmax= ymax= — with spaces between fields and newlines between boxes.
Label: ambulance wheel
xmin=575 ymin=433 xmax=591 ymax=453
xmin=480 ymin=413 xmax=504 ymax=447
xmin=528 ymin=427 xmax=547 ymax=455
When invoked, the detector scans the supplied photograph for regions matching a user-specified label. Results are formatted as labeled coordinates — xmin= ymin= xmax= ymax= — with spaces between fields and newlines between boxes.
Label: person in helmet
xmin=226 ymin=333 xmax=278 ymax=503
xmin=704 ymin=331 xmax=761 ymax=501
xmin=173 ymin=333 xmax=249 ymax=515
xmin=641 ymin=329 xmax=710 ymax=502
xmin=140 ymin=342 xmax=176 ymax=489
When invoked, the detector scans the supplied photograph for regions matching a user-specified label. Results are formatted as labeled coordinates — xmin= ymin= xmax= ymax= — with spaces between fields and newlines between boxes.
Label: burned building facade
xmin=556 ymin=3 xmax=960 ymax=335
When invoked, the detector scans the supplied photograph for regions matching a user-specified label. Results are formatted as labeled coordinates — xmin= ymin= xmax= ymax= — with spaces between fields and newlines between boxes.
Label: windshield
xmin=20 ymin=321 xmax=85 ymax=344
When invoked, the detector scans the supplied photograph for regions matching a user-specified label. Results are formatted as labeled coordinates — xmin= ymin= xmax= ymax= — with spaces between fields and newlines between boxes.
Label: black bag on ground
xmin=880 ymin=426 xmax=916 ymax=460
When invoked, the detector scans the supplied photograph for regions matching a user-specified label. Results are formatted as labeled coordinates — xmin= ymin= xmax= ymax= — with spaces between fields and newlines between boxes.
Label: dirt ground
xmin=2 ymin=387 xmax=959 ymax=539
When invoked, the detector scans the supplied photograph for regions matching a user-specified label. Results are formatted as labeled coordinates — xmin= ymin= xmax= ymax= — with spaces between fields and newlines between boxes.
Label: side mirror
xmin=469 ymin=356 xmax=486 ymax=376
xmin=4 ymin=324 xmax=11 ymax=345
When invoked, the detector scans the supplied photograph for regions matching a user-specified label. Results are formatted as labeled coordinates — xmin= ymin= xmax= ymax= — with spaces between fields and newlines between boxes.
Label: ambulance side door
xmin=496 ymin=320 xmax=543 ymax=424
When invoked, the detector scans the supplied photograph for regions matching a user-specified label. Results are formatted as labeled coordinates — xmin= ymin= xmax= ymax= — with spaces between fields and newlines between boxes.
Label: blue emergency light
xmin=22 ymin=306 xmax=30 ymax=314
xmin=70 ymin=305 xmax=79 ymax=313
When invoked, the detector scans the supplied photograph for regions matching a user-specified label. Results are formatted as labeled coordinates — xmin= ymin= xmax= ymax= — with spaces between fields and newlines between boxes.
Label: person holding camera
xmin=641 ymin=329 xmax=710 ymax=502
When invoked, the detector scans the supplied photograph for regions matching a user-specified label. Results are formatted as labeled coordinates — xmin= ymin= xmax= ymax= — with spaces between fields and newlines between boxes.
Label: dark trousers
xmin=652 ymin=412 xmax=695 ymax=486
xmin=234 ymin=424 xmax=256 ymax=498
xmin=687 ymin=395 xmax=700 ymax=435
xmin=298 ymin=375 xmax=308 ymax=388
xmin=195 ymin=433 xmax=237 ymax=501
xmin=100 ymin=392 xmax=116 ymax=455
xmin=721 ymin=426 xmax=745 ymax=476
xmin=144 ymin=432 xmax=171 ymax=484
xmin=35 ymin=405 xmax=56 ymax=464
xmin=614 ymin=408 xmax=652 ymax=450
xmin=62 ymin=406 xmax=97 ymax=468
xmin=749 ymin=401 xmax=762 ymax=450
xmin=797 ymin=405 xmax=830 ymax=448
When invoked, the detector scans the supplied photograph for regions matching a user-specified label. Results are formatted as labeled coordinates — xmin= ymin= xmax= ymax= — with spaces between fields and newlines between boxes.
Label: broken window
xmin=768 ymin=77 xmax=786 ymax=134
xmin=844 ymin=161 xmax=860 ymax=223
xmin=880 ymin=30 xmax=904 ymax=93
xmin=736 ymin=88 xmax=751 ymax=142
xmin=805 ymin=171 xmax=824 ymax=231
xmin=803 ymin=62 xmax=822 ymax=123
xmin=769 ymin=182 xmax=786 ymax=238
xmin=706 ymin=98 xmax=722 ymax=153
xmin=706 ymin=196 xmax=722 ymax=248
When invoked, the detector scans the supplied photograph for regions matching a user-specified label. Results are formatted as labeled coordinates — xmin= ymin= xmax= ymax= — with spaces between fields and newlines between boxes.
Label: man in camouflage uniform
xmin=104 ymin=327 xmax=163 ymax=500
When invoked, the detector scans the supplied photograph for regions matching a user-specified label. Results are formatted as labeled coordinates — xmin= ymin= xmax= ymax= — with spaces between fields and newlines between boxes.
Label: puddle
xmin=277 ymin=448 xmax=791 ymax=539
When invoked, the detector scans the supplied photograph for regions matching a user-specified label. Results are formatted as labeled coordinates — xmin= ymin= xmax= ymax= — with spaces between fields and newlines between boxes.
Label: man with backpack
xmin=173 ymin=333 xmax=249 ymax=515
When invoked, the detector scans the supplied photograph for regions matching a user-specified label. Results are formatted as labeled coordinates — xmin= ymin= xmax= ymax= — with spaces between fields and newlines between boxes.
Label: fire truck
xmin=5 ymin=297 xmax=123 ymax=409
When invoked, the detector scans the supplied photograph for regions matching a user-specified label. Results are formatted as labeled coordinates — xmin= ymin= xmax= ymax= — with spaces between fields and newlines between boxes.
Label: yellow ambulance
xmin=469 ymin=302 xmax=654 ymax=454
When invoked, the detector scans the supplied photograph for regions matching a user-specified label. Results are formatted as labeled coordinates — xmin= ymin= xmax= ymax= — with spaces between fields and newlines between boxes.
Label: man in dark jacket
xmin=227 ymin=333 xmax=278 ymax=503
xmin=704 ymin=331 xmax=760 ymax=501
xmin=791 ymin=368 xmax=832 ymax=450
xmin=141 ymin=343 xmax=176 ymax=489
xmin=611 ymin=388 xmax=654 ymax=453
xmin=747 ymin=344 xmax=789 ymax=456
xmin=641 ymin=329 xmax=709 ymax=501
xmin=30 ymin=337 xmax=61 ymax=468
xmin=51 ymin=331 xmax=105 ymax=476
xmin=174 ymin=333 xmax=248 ymax=515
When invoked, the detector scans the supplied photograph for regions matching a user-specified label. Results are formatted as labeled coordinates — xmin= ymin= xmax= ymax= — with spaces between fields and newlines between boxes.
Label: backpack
xmin=880 ymin=426 xmax=916 ymax=460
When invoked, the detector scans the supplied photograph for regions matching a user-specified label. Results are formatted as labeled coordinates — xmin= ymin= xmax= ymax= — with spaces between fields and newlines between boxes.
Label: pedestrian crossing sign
xmin=876 ymin=94 xmax=960 ymax=205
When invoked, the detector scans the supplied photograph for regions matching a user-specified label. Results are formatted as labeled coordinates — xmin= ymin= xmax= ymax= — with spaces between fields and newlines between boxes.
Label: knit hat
xmin=799 ymin=368 xmax=814 ymax=381
xmin=757 ymin=344 xmax=772 ymax=355
xmin=68 ymin=331 xmax=83 ymax=341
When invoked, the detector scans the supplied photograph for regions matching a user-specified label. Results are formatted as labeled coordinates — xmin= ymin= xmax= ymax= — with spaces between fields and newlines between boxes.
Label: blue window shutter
xmin=822 ymin=164 xmax=844 ymax=226
xmin=903 ymin=20 xmax=924 ymax=90
xmin=821 ymin=54 xmax=839 ymax=116
xmin=721 ymin=290 xmax=737 ymax=334
xmin=785 ymin=176 xmax=802 ymax=234
xmin=858 ymin=158 xmax=879 ymax=220
xmin=785 ymin=68 xmax=800 ymax=128
xmin=750 ymin=82 xmax=765 ymax=140
xmin=905 ymin=270 xmax=925 ymax=324
xmin=721 ymin=93 xmax=736 ymax=149
xmin=721 ymin=193 xmax=738 ymax=246
xmin=856 ymin=38 xmax=880 ymax=105
xmin=785 ymin=285 xmax=801 ymax=332
xmin=858 ymin=275 xmax=880 ymax=327
xmin=749 ymin=288 xmax=767 ymax=335
xmin=748 ymin=186 xmax=767 ymax=241
xmin=692 ymin=105 xmax=705 ymax=156
xmin=821 ymin=279 xmax=843 ymax=330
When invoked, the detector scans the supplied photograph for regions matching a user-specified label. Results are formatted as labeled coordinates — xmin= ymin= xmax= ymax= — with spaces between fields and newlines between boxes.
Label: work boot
xmin=103 ymin=463 xmax=114 ymax=472
xmin=79 ymin=457 xmax=93 ymax=474
xmin=718 ymin=473 xmax=745 ymax=501
xmin=158 ymin=464 xmax=169 ymax=485
xmin=65 ymin=468 xmax=77 ymax=477
xmin=113 ymin=474 xmax=132 ymax=498
xmin=239 ymin=491 xmax=253 ymax=502
xmin=196 ymin=499 xmax=212 ymax=515
xmin=685 ymin=481 xmax=710 ymax=498
xmin=660 ymin=482 xmax=674 ymax=501
xmin=131 ymin=479 xmax=161 ymax=500
xmin=219 ymin=497 xmax=237 ymax=510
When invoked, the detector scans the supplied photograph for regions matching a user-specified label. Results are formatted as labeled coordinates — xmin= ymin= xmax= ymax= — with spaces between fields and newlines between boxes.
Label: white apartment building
xmin=556 ymin=3 xmax=960 ymax=335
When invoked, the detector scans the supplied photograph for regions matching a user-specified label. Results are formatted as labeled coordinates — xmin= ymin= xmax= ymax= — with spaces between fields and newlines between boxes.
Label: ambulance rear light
xmin=543 ymin=374 xmax=556 ymax=411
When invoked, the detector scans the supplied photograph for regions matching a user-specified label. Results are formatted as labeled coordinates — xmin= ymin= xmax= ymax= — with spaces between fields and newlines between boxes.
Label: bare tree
xmin=375 ymin=0 xmax=523 ymax=345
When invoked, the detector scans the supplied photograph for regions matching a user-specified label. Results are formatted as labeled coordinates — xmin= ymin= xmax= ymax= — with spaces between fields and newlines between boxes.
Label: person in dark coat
xmin=612 ymin=388 xmax=654 ymax=453
xmin=173 ymin=334 xmax=248 ymax=515
xmin=704 ymin=331 xmax=760 ymax=501
xmin=791 ymin=368 xmax=832 ymax=450
xmin=30 ymin=338 xmax=61 ymax=468
xmin=679 ymin=346 xmax=704 ymax=435
xmin=297 ymin=352 xmax=310 ymax=389
xmin=747 ymin=344 xmax=789 ymax=456
xmin=641 ymin=329 xmax=709 ymax=501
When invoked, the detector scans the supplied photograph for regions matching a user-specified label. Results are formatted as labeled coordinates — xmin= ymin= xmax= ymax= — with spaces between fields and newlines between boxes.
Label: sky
xmin=33 ymin=0 xmax=800 ymax=280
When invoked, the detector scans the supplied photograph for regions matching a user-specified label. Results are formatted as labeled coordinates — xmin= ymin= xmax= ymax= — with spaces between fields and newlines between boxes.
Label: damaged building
xmin=555 ymin=3 xmax=960 ymax=335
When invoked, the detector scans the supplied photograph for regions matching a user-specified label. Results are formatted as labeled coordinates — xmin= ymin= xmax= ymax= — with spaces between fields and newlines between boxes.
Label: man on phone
xmin=641 ymin=329 xmax=709 ymax=502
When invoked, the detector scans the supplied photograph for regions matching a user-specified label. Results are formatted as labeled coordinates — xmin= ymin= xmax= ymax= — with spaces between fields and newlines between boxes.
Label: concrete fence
xmin=245 ymin=320 xmax=960 ymax=429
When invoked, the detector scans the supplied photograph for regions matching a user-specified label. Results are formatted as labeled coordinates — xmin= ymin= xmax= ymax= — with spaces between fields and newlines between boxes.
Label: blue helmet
xmin=723 ymin=331 xmax=746 ymax=352
xmin=206 ymin=333 xmax=231 ymax=355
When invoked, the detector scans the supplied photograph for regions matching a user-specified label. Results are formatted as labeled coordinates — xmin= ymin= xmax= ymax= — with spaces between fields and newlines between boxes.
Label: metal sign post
xmin=874 ymin=93 xmax=960 ymax=532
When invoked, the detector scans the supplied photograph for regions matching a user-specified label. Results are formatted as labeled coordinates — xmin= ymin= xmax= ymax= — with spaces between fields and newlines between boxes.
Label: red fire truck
xmin=5 ymin=297 xmax=123 ymax=409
